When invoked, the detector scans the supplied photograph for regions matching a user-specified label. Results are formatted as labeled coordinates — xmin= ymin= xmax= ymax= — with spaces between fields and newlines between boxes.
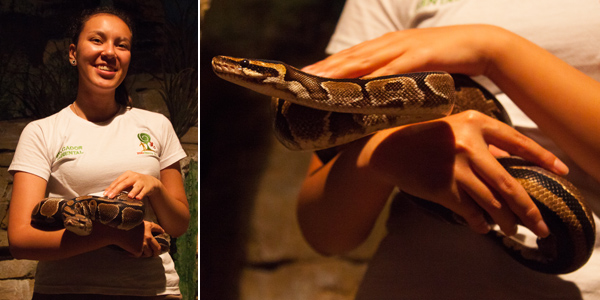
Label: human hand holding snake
xmin=104 ymin=170 xmax=163 ymax=200
xmin=360 ymin=112 xmax=564 ymax=237
xmin=112 ymin=221 xmax=166 ymax=258
xmin=302 ymin=25 xmax=496 ymax=79
xmin=212 ymin=35 xmax=595 ymax=272
xmin=300 ymin=24 xmax=571 ymax=237
xmin=103 ymin=171 xmax=172 ymax=257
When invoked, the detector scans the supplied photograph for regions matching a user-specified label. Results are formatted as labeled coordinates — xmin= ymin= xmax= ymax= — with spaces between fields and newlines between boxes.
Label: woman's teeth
xmin=96 ymin=65 xmax=114 ymax=71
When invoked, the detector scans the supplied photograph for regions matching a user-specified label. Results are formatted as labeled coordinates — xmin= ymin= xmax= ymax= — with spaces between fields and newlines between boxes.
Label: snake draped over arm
xmin=211 ymin=55 xmax=595 ymax=274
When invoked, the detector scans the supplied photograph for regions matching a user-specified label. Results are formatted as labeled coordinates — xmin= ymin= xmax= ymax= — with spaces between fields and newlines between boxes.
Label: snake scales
xmin=31 ymin=191 xmax=170 ymax=254
xmin=211 ymin=55 xmax=595 ymax=274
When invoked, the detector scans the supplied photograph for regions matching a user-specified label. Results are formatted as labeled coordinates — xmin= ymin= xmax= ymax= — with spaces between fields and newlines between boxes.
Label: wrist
xmin=92 ymin=222 xmax=124 ymax=247
xmin=478 ymin=25 xmax=518 ymax=79
xmin=357 ymin=127 xmax=407 ymax=188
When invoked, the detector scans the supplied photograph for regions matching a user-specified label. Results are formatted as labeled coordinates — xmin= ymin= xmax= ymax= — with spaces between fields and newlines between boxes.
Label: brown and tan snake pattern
xmin=212 ymin=55 xmax=595 ymax=274
xmin=31 ymin=191 xmax=170 ymax=253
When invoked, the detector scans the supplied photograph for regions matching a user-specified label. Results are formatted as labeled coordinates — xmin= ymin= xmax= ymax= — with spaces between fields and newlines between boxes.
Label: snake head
xmin=212 ymin=55 xmax=283 ymax=80
xmin=63 ymin=214 xmax=93 ymax=236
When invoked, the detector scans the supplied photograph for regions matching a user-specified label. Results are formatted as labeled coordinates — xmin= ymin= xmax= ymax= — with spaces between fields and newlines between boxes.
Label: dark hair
xmin=69 ymin=6 xmax=134 ymax=107
xmin=69 ymin=6 xmax=134 ymax=45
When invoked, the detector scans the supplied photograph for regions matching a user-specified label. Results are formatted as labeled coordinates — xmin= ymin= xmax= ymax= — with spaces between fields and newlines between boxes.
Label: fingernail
xmin=536 ymin=220 xmax=550 ymax=238
xmin=553 ymin=158 xmax=569 ymax=175
xmin=490 ymin=198 xmax=502 ymax=209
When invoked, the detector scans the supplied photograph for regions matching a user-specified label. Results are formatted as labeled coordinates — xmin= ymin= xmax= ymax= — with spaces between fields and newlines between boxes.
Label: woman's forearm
xmin=297 ymin=138 xmax=395 ymax=255
xmin=9 ymin=222 xmax=132 ymax=261
xmin=149 ymin=164 xmax=190 ymax=238
xmin=484 ymin=27 xmax=600 ymax=181
xmin=8 ymin=172 xmax=118 ymax=260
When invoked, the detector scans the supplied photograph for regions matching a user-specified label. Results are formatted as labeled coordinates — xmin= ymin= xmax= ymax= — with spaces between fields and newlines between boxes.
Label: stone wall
xmin=0 ymin=120 xmax=33 ymax=299
xmin=0 ymin=119 xmax=197 ymax=300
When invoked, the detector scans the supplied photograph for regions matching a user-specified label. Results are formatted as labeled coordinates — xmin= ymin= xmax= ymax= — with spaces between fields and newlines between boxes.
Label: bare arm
xmin=306 ymin=24 xmax=600 ymax=181
xmin=297 ymin=139 xmax=394 ymax=255
xmin=104 ymin=162 xmax=190 ymax=237
xmin=484 ymin=27 xmax=600 ymax=182
xmin=8 ymin=171 xmax=149 ymax=260
xmin=297 ymin=113 xmax=563 ymax=254
xmin=297 ymin=25 xmax=593 ymax=254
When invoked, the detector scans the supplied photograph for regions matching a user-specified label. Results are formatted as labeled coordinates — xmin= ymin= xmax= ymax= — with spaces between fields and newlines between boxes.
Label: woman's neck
xmin=72 ymin=89 xmax=122 ymax=122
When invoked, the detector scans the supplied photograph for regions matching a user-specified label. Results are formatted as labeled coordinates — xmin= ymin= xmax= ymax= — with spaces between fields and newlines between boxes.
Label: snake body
xmin=31 ymin=191 xmax=170 ymax=253
xmin=211 ymin=55 xmax=595 ymax=274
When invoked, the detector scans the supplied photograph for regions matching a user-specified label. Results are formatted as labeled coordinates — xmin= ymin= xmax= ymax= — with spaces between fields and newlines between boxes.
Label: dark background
xmin=0 ymin=0 xmax=197 ymax=132
xmin=200 ymin=0 xmax=346 ymax=299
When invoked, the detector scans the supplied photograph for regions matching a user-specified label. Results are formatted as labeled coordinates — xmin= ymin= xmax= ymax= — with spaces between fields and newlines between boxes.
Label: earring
xmin=71 ymin=60 xmax=77 ymax=66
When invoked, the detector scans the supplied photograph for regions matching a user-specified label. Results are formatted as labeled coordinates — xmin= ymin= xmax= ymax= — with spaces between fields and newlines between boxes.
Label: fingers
xmin=443 ymin=188 xmax=491 ymax=234
xmin=136 ymin=222 xmax=164 ymax=258
xmin=416 ymin=112 xmax=560 ymax=238
xmin=460 ymin=113 xmax=557 ymax=237
xmin=104 ymin=171 xmax=134 ymax=198
xmin=456 ymin=170 xmax=517 ymax=235
xmin=147 ymin=223 xmax=165 ymax=257
xmin=482 ymin=119 xmax=569 ymax=175
xmin=488 ymin=144 xmax=510 ymax=157
xmin=104 ymin=171 xmax=158 ymax=200
xmin=302 ymin=32 xmax=406 ymax=78
xmin=365 ymin=52 xmax=431 ymax=79
xmin=471 ymin=153 xmax=549 ymax=237
xmin=302 ymin=26 xmax=495 ymax=79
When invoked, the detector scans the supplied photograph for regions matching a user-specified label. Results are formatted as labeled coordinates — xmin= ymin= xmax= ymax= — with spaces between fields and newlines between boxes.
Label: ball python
xmin=31 ymin=191 xmax=170 ymax=254
xmin=211 ymin=55 xmax=595 ymax=274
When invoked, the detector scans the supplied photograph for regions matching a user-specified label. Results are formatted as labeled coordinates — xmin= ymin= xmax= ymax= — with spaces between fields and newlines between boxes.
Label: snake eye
xmin=240 ymin=59 xmax=250 ymax=68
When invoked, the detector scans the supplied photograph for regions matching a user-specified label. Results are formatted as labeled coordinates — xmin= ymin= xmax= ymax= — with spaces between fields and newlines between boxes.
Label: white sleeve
xmin=156 ymin=115 xmax=187 ymax=170
xmin=325 ymin=0 xmax=419 ymax=54
xmin=8 ymin=122 xmax=53 ymax=180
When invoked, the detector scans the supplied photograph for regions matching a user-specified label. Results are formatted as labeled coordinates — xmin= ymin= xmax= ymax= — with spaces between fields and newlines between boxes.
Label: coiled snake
xmin=31 ymin=191 xmax=170 ymax=254
xmin=211 ymin=55 xmax=595 ymax=274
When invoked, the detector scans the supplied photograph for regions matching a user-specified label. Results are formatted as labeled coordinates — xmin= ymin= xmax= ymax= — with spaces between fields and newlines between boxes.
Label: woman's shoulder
xmin=122 ymin=107 xmax=175 ymax=132
xmin=125 ymin=107 xmax=170 ymax=121
xmin=24 ymin=106 xmax=73 ymax=130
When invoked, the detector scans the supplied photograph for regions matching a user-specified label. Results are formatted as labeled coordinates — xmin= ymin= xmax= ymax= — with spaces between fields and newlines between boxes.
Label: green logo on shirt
xmin=56 ymin=145 xmax=84 ymax=160
xmin=137 ymin=133 xmax=157 ymax=155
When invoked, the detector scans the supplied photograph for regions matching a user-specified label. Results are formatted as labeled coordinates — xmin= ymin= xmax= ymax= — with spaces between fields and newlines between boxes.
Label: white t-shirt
xmin=325 ymin=0 xmax=600 ymax=299
xmin=9 ymin=106 xmax=187 ymax=296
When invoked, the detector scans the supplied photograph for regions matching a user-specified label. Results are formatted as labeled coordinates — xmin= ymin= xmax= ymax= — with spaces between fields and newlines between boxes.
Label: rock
xmin=0 ymin=120 xmax=28 ymax=151
xmin=0 ymin=259 xmax=37 ymax=279
xmin=0 ymin=279 xmax=34 ymax=300
xmin=241 ymin=258 xmax=367 ymax=300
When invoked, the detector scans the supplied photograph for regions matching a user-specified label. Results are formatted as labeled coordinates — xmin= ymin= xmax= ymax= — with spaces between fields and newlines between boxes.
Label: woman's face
xmin=69 ymin=14 xmax=132 ymax=93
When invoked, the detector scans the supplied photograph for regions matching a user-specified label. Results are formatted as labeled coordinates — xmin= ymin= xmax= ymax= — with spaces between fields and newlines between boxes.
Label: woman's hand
xmin=104 ymin=163 xmax=189 ymax=238
xmin=360 ymin=111 xmax=568 ymax=237
xmin=112 ymin=221 xmax=165 ymax=258
xmin=302 ymin=24 xmax=501 ymax=79
xmin=104 ymin=171 xmax=162 ymax=200
xmin=301 ymin=24 xmax=571 ymax=238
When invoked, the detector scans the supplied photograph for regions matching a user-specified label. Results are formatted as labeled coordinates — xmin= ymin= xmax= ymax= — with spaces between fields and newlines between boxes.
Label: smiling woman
xmin=68 ymin=11 xmax=132 ymax=122
xmin=7 ymin=6 xmax=189 ymax=300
